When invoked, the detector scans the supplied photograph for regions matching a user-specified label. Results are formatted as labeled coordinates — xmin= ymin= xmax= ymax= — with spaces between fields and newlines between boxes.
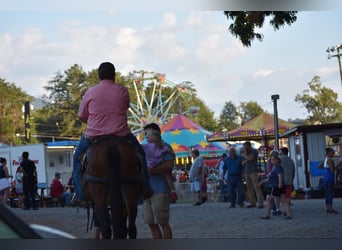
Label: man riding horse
xmin=72 ymin=61 xmax=153 ymax=206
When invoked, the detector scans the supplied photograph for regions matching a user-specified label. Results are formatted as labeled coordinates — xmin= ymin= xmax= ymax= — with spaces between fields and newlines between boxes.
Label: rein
xmin=86 ymin=174 xmax=108 ymax=184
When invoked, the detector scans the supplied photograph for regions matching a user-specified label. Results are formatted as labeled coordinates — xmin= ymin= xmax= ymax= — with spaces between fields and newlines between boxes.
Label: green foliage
xmin=36 ymin=64 xmax=90 ymax=140
xmin=188 ymin=98 xmax=218 ymax=132
xmin=216 ymin=100 xmax=264 ymax=133
xmin=0 ymin=78 xmax=33 ymax=144
xmin=239 ymin=101 xmax=264 ymax=124
xmin=33 ymin=65 xmax=218 ymax=140
xmin=223 ymin=11 xmax=298 ymax=47
xmin=295 ymin=76 xmax=342 ymax=124
xmin=218 ymin=101 xmax=239 ymax=131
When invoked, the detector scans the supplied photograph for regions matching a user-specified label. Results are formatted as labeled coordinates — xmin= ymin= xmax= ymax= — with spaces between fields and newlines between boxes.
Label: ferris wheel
xmin=126 ymin=70 xmax=193 ymax=134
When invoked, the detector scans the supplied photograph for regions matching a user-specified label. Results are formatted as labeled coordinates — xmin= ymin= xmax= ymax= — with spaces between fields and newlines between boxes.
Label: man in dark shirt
xmin=20 ymin=151 xmax=38 ymax=210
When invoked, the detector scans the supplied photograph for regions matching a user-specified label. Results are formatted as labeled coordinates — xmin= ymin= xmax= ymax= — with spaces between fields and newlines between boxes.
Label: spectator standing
xmin=189 ymin=149 xmax=204 ymax=206
xmin=143 ymin=128 xmax=177 ymax=202
xmin=50 ymin=172 xmax=72 ymax=207
xmin=0 ymin=157 xmax=12 ymax=206
xmin=242 ymin=141 xmax=264 ymax=208
xmin=20 ymin=151 xmax=39 ymax=210
xmin=216 ymin=153 xmax=228 ymax=201
xmin=201 ymin=166 xmax=209 ymax=203
xmin=15 ymin=166 xmax=24 ymax=208
xmin=317 ymin=147 xmax=338 ymax=214
xmin=335 ymin=158 xmax=342 ymax=188
xmin=142 ymin=123 xmax=175 ymax=239
xmin=222 ymin=147 xmax=245 ymax=208
xmin=279 ymin=147 xmax=295 ymax=218
xmin=265 ymin=150 xmax=279 ymax=214
xmin=259 ymin=155 xmax=285 ymax=219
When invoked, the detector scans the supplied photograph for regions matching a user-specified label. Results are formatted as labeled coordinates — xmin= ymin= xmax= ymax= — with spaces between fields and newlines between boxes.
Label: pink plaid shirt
xmin=78 ymin=80 xmax=131 ymax=139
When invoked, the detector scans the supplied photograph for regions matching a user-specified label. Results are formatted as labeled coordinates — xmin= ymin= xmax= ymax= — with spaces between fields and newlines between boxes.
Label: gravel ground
xmin=9 ymin=197 xmax=342 ymax=239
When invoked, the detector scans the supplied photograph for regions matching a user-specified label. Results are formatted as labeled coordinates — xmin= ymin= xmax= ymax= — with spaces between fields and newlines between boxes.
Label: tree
xmin=0 ymin=78 xmax=33 ymax=144
xmin=239 ymin=101 xmax=264 ymax=124
xmin=295 ymin=76 xmax=342 ymax=124
xmin=218 ymin=101 xmax=239 ymax=131
xmin=35 ymin=65 xmax=219 ymax=140
xmin=223 ymin=11 xmax=298 ymax=47
xmin=36 ymin=64 xmax=89 ymax=140
xmin=188 ymin=98 xmax=218 ymax=132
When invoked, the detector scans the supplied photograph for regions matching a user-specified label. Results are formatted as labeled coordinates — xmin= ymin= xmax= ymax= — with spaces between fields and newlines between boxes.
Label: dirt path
xmin=9 ymin=198 xmax=342 ymax=239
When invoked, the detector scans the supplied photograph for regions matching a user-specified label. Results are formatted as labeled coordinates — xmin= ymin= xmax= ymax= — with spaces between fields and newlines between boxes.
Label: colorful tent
xmin=207 ymin=113 xmax=296 ymax=142
xmin=160 ymin=114 xmax=226 ymax=157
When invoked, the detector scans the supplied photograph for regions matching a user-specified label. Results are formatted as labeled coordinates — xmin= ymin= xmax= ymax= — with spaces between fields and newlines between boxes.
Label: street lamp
xmin=326 ymin=44 xmax=342 ymax=87
xmin=271 ymin=94 xmax=280 ymax=150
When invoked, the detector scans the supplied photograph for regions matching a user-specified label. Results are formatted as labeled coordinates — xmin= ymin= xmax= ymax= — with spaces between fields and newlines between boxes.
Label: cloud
xmin=253 ymin=69 xmax=275 ymax=78
xmin=317 ymin=66 xmax=338 ymax=76
xmin=162 ymin=12 xmax=177 ymax=27
xmin=2 ymin=11 xmax=336 ymax=121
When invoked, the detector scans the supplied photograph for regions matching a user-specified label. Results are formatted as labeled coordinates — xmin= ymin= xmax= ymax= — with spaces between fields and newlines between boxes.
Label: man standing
xmin=142 ymin=123 xmax=175 ymax=239
xmin=279 ymin=147 xmax=295 ymax=218
xmin=189 ymin=149 xmax=204 ymax=206
xmin=72 ymin=62 xmax=152 ymax=205
xmin=242 ymin=141 xmax=264 ymax=208
xmin=222 ymin=147 xmax=245 ymax=208
xmin=216 ymin=153 xmax=228 ymax=201
xmin=20 ymin=151 xmax=38 ymax=210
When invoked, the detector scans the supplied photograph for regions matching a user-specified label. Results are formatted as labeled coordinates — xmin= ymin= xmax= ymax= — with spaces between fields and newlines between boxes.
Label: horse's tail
xmin=107 ymin=141 xmax=121 ymax=198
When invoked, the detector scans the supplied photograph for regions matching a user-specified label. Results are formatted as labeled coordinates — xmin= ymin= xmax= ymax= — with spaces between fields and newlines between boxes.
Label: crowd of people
xmin=0 ymin=151 xmax=73 ymax=209
xmin=2 ymin=61 xmax=342 ymax=239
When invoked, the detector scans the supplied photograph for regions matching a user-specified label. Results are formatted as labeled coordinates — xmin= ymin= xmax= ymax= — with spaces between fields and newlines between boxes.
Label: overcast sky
xmin=1 ymin=3 xmax=342 ymax=121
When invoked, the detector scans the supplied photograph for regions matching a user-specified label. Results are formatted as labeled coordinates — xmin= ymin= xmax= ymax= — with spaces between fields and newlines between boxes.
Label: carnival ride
xmin=126 ymin=70 xmax=194 ymax=134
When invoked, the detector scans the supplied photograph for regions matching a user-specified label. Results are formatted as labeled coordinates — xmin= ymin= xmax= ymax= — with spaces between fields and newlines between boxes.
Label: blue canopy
xmin=47 ymin=140 xmax=79 ymax=147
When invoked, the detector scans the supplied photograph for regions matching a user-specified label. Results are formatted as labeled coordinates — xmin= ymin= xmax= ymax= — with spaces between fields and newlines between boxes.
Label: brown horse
xmin=81 ymin=135 xmax=144 ymax=239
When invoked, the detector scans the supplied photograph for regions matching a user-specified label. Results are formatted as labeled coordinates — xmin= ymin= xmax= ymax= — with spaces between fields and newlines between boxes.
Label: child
xmin=143 ymin=128 xmax=177 ymax=201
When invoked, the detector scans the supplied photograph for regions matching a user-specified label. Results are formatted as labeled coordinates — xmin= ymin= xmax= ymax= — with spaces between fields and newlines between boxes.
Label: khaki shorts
xmin=143 ymin=193 xmax=170 ymax=224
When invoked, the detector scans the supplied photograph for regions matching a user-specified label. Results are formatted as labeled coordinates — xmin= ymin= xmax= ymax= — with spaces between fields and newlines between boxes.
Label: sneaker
xmin=193 ymin=202 xmax=202 ymax=206
xmin=201 ymin=196 xmax=207 ymax=203
xmin=238 ymin=203 xmax=245 ymax=208
xmin=170 ymin=191 xmax=178 ymax=202
xmin=229 ymin=204 xmax=236 ymax=208
xmin=71 ymin=198 xmax=87 ymax=207
xmin=246 ymin=204 xmax=256 ymax=208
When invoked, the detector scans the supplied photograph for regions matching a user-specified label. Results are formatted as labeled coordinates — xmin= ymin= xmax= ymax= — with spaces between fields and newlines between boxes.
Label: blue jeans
xmin=227 ymin=176 xmax=244 ymax=205
xmin=73 ymin=133 xmax=150 ymax=201
xmin=73 ymin=134 xmax=91 ymax=201
xmin=59 ymin=191 xmax=72 ymax=206
xmin=324 ymin=181 xmax=334 ymax=206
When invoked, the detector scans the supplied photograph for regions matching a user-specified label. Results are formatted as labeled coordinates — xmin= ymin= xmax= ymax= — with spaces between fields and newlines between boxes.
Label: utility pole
xmin=271 ymin=94 xmax=280 ymax=150
xmin=326 ymin=44 xmax=342 ymax=87
xmin=24 ymin=101 xmax=31 ymax=143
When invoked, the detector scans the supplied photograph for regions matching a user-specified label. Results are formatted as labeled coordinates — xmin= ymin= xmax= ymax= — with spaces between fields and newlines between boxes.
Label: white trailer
xmin=0 ymin=143 xmax=75 ymax=188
